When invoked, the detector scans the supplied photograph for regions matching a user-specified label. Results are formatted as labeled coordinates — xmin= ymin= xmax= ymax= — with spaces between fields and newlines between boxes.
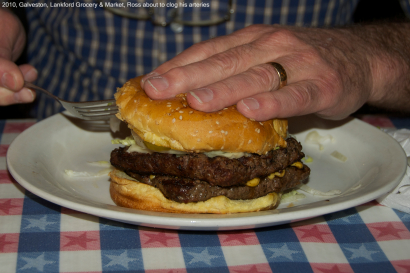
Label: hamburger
xmin=109 ymin=76 xmax=310 ymax=214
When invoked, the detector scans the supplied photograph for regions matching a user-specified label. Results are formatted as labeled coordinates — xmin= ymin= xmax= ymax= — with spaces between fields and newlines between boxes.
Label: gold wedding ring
xmin=268 ymin=62 xmax=287 ymax=89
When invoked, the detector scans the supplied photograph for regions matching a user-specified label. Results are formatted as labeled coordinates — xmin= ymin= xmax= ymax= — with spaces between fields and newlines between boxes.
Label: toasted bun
xmin=109 ymin=169 xmax=279 ymax=214
xmin=115 ymin=76 xmax=288 ymax=154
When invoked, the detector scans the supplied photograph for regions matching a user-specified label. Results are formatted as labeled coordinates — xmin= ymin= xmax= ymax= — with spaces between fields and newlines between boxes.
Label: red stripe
xmin=0 ymin=170 xmax=17 ymax=184
xmin=4 ymin=122 xmax=36 ymax=133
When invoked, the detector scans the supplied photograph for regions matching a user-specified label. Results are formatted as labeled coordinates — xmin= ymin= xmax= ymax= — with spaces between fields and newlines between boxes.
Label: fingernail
xmin=242 ymin=98 xmax=260 ymax=110
xmin=189 ymin=88 xmax=213 ymax=104
xmin=141 ymin=72 xmax=159 ymax=85
xmin=24 ymin=68 xmax=38 ymax=81
xmin=146 ymin=76 xmax=168 ymax=93
xmin=2 ymin=73 xmax=16 ymax=90
xmin=14 ymin=88 xmax=34 ymax=103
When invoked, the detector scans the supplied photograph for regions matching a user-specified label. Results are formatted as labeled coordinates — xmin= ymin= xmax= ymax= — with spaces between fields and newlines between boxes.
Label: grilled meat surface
xmin=110 ymin=137 xmax=310 ymax=203
xmin=110 ymin=137 xmax=305 ymax=187
xmin=125 ymin=165 xmax=310 ymax=203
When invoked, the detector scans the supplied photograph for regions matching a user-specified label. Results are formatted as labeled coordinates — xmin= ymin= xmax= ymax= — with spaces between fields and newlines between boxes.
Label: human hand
xmin=0 ymin=8 xmax=37 ymax=105
xmin=141 ymin=24 xmax=375 ymax=121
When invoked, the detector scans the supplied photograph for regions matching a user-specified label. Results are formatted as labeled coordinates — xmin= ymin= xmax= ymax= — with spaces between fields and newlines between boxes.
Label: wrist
xmin=347 ymin=23 xmax=410 ymax=108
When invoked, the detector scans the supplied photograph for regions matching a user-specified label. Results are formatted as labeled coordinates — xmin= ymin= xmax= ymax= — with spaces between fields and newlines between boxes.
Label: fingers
xmin=186 ymin=63 xmax=283 ymax=112
xmin=0 ymin=59 xmax=21 ymax=91
xmin=143 ymin=43 xmax=272 ymax=100
xmin=0 ymin=60 xmax=37 ymax=105
xmin=141 ymin=26 xmax=272 ymax=99
xmin=140 ymin=36 xmax=244 ymax=87
xmin=184 ymin=66 xmax=325 ymax=122
xmin=141 ymin=25 xmax=265 ymax=84
xmin=140 ymin=25 xmax=357 ymax=121
xmin=19 ymin=64 xmax=38 ymax=82
xmin=0 ymin=87 xmax=35 ymax=106
xmin=237 ymin=81 xmax=324 ymax=121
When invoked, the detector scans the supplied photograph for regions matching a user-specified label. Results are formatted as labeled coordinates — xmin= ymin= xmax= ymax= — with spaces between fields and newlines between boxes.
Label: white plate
xmin=7 ymin=113 xmax=407 ymax=230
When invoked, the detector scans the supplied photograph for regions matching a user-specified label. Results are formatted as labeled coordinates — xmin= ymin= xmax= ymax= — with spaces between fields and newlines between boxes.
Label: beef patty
xmin=110 ymin=137 xmax=305 ymax=187
xmin=124 ymin=165 xmax=310 ymax=203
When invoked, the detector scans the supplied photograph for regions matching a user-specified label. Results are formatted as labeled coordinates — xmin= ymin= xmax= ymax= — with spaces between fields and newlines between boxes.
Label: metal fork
xmin=25 ymin=82 xmax=118 ymax=120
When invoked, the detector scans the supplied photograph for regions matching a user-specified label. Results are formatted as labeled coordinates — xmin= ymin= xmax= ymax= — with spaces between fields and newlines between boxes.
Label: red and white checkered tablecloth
xmin=1 ymin=116 xmax=410 ymax=273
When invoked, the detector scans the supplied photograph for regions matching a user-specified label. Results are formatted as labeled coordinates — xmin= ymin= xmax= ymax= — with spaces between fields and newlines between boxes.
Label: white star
xmin=344 ymin=244 xmax=379 ymax=261
xmin=24 ymin=216 xmax=56 ymax=231
xmin=268 ymin=243 xmax=300 ymax=260
xmin=400 ymin=213 xmax=410 ymax=221
xmin=186 ymin=248 xmax=219 ymax=266
xmin=105 ymin=250 xmax=137 ymax=269
xmin=20 ymin=253 xmax=54 ymax=271
xmin=340 ymin=217 xmax=352 ymax=223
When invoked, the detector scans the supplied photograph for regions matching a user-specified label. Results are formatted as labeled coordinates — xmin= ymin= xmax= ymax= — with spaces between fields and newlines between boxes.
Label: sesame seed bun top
xmin=114 ymin=76 xmax=288 ymax=154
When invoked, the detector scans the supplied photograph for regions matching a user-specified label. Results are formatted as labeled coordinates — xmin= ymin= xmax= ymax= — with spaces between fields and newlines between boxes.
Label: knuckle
xmin=274 ymin=28 xmax=295 ymax=40
xmin=217 ymin=80 xmax=239 ymax=99
xmin=167 ymin=66 xmax=185 ymax=80
xmin=166 ymin=66 xmax=191 ymax=88
xmin=210 ymin=53 xmax=237 ymax=74
xmin=288 ymin=83 xmax=315 ymax=109
xmin=241 ymin=24 xmax=265 ymax=33
xmin=267 ymin=28 xmax=297 ymax=45
xmin=247 ymin=65 xmax=276 ymax=90
xmin=301 ymin=47 xmax=322 ymax=64
xmin=210 ymin=43 xmax=254 ymax=74
xmin=257 ymin=95 xmax=283 ymax=120
xmin=189 ymin=40 xmax=216 ymax=58
xmin=317 ymin=71 xmax=343 ymax=107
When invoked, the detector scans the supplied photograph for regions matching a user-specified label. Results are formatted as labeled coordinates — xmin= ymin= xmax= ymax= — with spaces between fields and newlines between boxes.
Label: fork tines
xmin=73 ymin=102 xmax=118 ymax=120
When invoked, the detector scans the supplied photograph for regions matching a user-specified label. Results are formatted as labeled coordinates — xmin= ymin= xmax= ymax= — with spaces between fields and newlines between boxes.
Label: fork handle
xmin=24 ymin=82 xmax=60 ymax=102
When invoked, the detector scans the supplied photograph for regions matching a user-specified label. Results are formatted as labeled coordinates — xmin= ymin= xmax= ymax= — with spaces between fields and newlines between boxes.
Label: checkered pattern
xmin=1 ymin=116 xmax=410 ymax=273
xmin=24 ymin=0 xmax=366 ymax=119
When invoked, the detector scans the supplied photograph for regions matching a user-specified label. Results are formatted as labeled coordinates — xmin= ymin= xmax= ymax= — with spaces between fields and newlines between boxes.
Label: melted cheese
xmin=120 ymin=139 xmax=250 ymax=159
xmin=291 ymin=162 xmax=303 ymax=169
xmin=246 ymin=178 xmax=260 ymax=187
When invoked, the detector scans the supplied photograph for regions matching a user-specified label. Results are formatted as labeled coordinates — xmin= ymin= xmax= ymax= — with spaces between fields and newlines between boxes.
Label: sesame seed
xmin=248 ymin=140 xmax=252 ymax=144
xmin=134 ymin=100 xmax=137 ymax=103
xmin=225 ymin=131 xmax=228 ymax=135
xmin=176 ymin=107 xmax=180 ymax=111
xmin=250 ymin=118 xmax=255 ymax=121
xmin=216 ymin=121 xmax=219 ymax=125
xmin=172 ymin=118 xmax=175 ymax=123
xmin=167 ymin=102 xmax=172 ymax=104
xmin=179 ymin=116 xmax=183 ymax=120
xmin=167 ymin=105 xmax=171 ymax=107
xmin=197 ymin=139 xmax=201 ymax=142
xmin=179 ymin=111 xmax=184 ymax=113
xmin=221 ymin=130 xmax=225 ymax=134
xmin=189 ymin=111 xmax=193 ymax=114
xmin=259 ymin=122 xmax=263 ymax=125
xmin=182 ymin=103 xmax=187 ymax=107
xmin=218 ymin=112 xmax=222 ymax=114
xmin=223 ymin=108 xmax=228 ymax=110
xmin=209 ymin=131 xmax=213 ymax=133
xmin=255 ymin=128 xmax=260 ymax=133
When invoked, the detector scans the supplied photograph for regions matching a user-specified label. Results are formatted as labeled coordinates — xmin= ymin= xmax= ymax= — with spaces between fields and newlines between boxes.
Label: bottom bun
xmin=109 ymin=169 xmax=280 ymax=214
